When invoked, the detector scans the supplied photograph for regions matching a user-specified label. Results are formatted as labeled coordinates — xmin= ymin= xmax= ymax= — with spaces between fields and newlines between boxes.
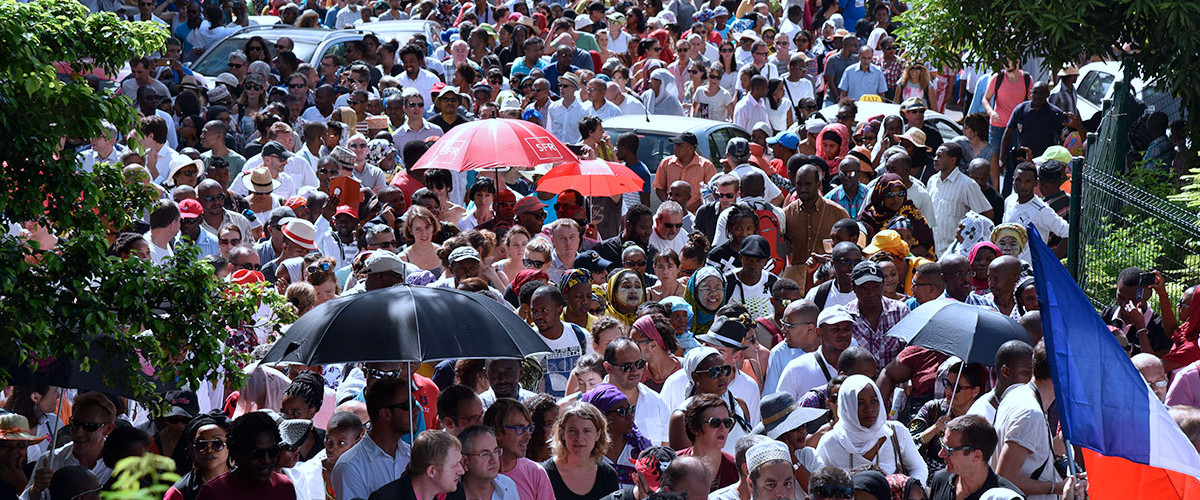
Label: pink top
xmin=990 ymin=71 xmax=1029 ymax=127
xmin=501 ymin=457 xmax=555 ymax=500
xmin=1167 ymin=360 xmax=1200 ymax=407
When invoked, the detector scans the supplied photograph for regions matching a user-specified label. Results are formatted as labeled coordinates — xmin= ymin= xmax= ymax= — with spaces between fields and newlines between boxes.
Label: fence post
xmin=1067 ymin=156 xmax=1086 ymax=279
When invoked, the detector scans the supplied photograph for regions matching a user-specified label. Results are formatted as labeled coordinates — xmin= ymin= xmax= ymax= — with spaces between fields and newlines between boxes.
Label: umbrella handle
xmin=946 ymin=364 xmax=963 ymax=412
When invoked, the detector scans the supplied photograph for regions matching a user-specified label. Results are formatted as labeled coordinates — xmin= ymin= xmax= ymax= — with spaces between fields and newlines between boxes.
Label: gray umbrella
xmin=886 ymin=298 xmax=1033 ymax=366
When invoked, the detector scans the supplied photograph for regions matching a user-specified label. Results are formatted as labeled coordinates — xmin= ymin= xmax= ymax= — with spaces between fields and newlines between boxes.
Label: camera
xmin=1137 ymin=271 xmax=1157 ymax=287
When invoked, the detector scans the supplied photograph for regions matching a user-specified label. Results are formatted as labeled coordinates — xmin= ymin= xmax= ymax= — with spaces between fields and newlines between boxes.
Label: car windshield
xmin=631 ymin=133 xmax=676 ymax=173
xmin=1077 ymin=71 xmax=1115 ymax=108
xmin=189 ymin=36 xmax=318 ymax=76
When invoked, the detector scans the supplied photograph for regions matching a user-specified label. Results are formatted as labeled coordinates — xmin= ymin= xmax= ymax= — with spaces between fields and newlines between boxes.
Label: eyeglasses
xmin=607 ymin=405 xmax=636 ymax=417
xmin=194 ymin=438 xmax=226 ymax=452
xmin=523 ymin=258 xmax=546 ymax=268
xmin=623 ymin=260 xmax=646 ymax=267
xmin=938 ymin=379 xmax=975 ymax=393
xmin=370 ymin=239 xmax=399 ymax=249
xmin=238 ymin=262 xmax=262 ymax=271
xmin=247 ymin=446 xmax=281 ymax=460
xmin=70 ymin=419 xmax=108 ymax=432
xmin=463 ymin=447 xmax=504 ymax=460
xmin=715 ymin=192 xmax=736 ymax=199
xmin=504 ymin=424 xmax=536 ymax=435
xmin=704 ymin=417 xmax=735 ymax=429
xmin=701 ymin=364 xmax=733 ymax=379
xmin=939 ymin=437 xmax=975 ymax=455
xmin=220 ymin=238 xmax=241 ymax=246
xmin=615 ymin=359 xmax=647 ymax=372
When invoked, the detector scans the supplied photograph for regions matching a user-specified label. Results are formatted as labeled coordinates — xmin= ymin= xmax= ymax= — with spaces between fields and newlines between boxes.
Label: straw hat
xmin=242 ymin=167 xmax=280 ymax=194
xmin=0 ymin=414 xmax=47 ymax=442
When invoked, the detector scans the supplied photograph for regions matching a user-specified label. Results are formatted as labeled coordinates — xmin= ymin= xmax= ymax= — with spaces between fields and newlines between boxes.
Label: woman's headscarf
xmin=816 ymin=123 xmax=852 ymax=172
xmin=858 ymin=174 xmax=935 ymax=254
xmin=827 ymin=375 xmax=889 ymax=455
xmin=365 ymin=139 xmax=396 ymax=169
xmin=968 ymin=241 xmax=1000 ymax=291
xmin=681 ymin=345 xmax=721 ymax=396
xmin=648 ymin=29 xmax=675 ymax=64
xmin=684 ymin=266 xmax=725 ymax=334
xmin=990 ymin=223 xmax=1028 ymax=256
xmin=606 ymin=268 xmax=646 ymax=326
xmin=660 ymin=296 xmax=700 ymax=352
xmin=1014 ymin=276 xmax=1037 ymax=316
xmin=942 ymin=211 xmax=995 ymax=258
xmin=644 ymin=68 xmax=685 ymax=116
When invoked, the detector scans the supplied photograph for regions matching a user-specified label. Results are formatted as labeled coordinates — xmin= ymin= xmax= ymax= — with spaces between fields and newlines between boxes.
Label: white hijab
xmin=827 ymin=374 xmax=891 ymax=454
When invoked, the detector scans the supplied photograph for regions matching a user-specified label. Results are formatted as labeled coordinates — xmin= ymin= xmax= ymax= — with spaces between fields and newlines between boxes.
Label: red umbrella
xmin=412 ymin=119 xmax=578 ymax=172
xmin=536 ymin=160 xmax=644 ymax=197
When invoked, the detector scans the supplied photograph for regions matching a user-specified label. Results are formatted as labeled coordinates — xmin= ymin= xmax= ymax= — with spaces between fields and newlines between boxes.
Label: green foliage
xmin=896 ymin=0 xmax=1200 ymax=131
xmin=0 ymin=0 xmax=293 ymax=408
xmin=102 ymin=454 xmax=179 ymax=500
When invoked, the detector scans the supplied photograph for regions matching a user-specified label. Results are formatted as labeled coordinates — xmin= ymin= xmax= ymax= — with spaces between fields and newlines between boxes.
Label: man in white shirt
xmin=1002 ymin=163 xmax=1069 ymax=255
xmin=733 ymin=75 xmax=771 ymax=132
xmin=118 ymin=58 xmax=170 ymax=106
xmin=993 ymin=342 xmax=1063 ymax=499
xmin=547 ymin=73 xmax=588 ymax=144
xmin=78 ymin=120 xmax=126 ymax=173
xmin=24 ymin=393 xmax=116 ymax=499
xmin=144 ymin=199 xmax=180 ymax=265
xmin=648 ymin=201 xmax=689 ymax=255
xmin=529 ymin=286 xmax=594 ymax=398
xmin=927 ymin=143 xmax=995 ymax=252
xmin=582 ymin=77 xmax=623 ymax=121
xmin=332 ymin=377 xmax=415 ymax=500
xmin=763 ymin=299 xmax=821 ymax=396
xmin=229 ymin=141 xmax=299 ymax=199
xmin=804 ymin=242 xmax=862 ymax=309
xmin=242 ymin=124 xmax=319 ymax=190
xmin=397 ymin=43 xmax=442 ymax=109
xmin=138 ymin=114 xmax=187 ymax=184
xmin=603 ymin=337 xmax=672 ymax=445
xmin=607 ymin=81 xmax=646 ymax=116
xmin=186 ymin=4 xmax=238 ymax=53
xmin=774 ymin=305 xmax=853 ymax=397
xmin=967 ymin=340 xmax=1034 ymax=424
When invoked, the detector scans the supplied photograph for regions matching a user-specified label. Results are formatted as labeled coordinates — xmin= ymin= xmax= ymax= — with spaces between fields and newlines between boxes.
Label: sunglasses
xmin=307 ymin=261 xmax=333 ymax=274
xmin=348 ymin=99 xmax=364 ymax=106
xmin=247 ymin=446 xmax=281 ymax=460
xmin=939 ymin=437 xmax=974 ymax=455
xmin=884 ymin=190 xmax=908 ymax=198
xmin=951 ymin=270 xmax=976 ymax=279
xmin=938 ymin=379 xmax=975 ymax=392
xmin=194 ymin=438 xmax=226 ymax=452
xmin=504 ymin=424 xmax=536 ymax=435
xmin=719 ymin=48 xmax=734 ymax=53
xmin=371 ymin=239 xmax=399 ymax=249
xmin=624 ymin=260 xmax=646 ymax=267
xmin=754 ymin=51 xmax=769 ymax=56
xmin=238 ymin=262 xmax=261 ymax=271
xmin=70 ymin=419 xmax=108 ymax=432
xmin=245 ymin=83 xmax=262 ymax=91
xmin=228 ymin=63 xmax=244 ymax=68
xmin=525 ymin=210 xmax=547 ymax=220
xmin=319 ymin=168 xmax=340 ymax=175
xmin=688 ymin=69 xmax=701 ymax=74
xmin=715 ymin=192 xmax=736 ymax=199
xmin=708 ymin=73 xmax=722 ymax=79
xmin=219 ymin=238 xmax=241 ymax=246
xmin=834 ymin=257 xmax=863 ymax=267
xmin=704 ymin=417 xmax=735 ymax=429
xmin=405 ymin=101 xmax=425 ymax=108
xmin=523 ymin=258 xmax=546 ymax=268
xmin=380 ymin=400 xmax=412 ymax=412
xmin=615 ymin=359 xmax=647 ymax=372
xmin=607 ymin=405 xmax=636 ymax=417
xmin=663 ymin=222 xmax=683 ymax=230
xmin=349 ymin=143 xmax=369 ymax=149
xmin=288 ymin=83 xmax=306 ymax=89
xmin=701 ymin=364 xmax=733 ymax=379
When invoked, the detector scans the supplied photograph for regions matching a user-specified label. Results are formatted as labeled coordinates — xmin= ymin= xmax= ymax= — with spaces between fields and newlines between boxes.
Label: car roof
xmin=358 ymin=20 xmax=440 ymax=41
xmin=223 ymin=25 xmax=360 ymax=44
xmin=1079 ymin=61 xmax=1146 ymax=88
xmin=602 ymin=114 xmax=739 ymax=134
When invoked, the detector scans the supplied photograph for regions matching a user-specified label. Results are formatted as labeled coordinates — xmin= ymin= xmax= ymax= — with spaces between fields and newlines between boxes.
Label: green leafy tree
xmin=0 ymin=0 xmax=291 ymax=406
xmin=895 ymin=0 xmax=1200 ymax=122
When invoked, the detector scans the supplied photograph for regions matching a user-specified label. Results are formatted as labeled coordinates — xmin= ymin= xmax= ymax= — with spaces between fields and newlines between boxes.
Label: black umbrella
xmin=261 ymin=285 xmax=553 ymax=366
xmin=886 ymin=298 xmax=1033 ymax=366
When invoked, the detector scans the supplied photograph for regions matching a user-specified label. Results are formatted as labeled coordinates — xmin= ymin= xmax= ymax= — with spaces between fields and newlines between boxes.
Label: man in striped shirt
xmin=927 ymin=143 xmax=994 ymax=253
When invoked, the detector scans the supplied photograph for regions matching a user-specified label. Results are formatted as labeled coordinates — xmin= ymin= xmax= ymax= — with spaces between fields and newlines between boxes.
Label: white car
xmin=815 ymin=101 xmax=963 ymax=143
xmin=1069 ymin=61 xmax=1183 ymax=122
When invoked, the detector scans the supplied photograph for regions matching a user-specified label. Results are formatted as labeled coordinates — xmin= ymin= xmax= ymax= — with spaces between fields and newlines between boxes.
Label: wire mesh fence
xmin=1072 ymin=80 xmax=1200 ymax=307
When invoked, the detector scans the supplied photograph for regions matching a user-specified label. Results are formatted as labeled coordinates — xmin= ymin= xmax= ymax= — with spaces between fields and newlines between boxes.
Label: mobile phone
xmin=1137 ymin=271 xmax=1157 ymax=287
xmin=155 ymin=59 xmax=171 ymax=67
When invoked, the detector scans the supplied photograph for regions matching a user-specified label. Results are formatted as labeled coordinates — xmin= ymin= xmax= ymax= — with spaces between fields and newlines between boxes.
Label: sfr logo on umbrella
xmin=523 ymin=136 xmax=565 ymax=161
xmin=436 ymin=139 xmax=468 ymax=160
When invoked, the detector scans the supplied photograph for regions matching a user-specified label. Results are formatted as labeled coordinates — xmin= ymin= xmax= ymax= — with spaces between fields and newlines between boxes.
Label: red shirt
xmin=196 ymin=471 xmax=295 ymax=500
xmin=896 ymin=345 xmax=948 ymax=397
xmin=389 ymin=171 xmax=426 ymax=201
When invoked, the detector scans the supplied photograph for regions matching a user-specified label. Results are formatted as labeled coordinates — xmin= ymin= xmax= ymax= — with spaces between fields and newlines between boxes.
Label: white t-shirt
xmin=993 ymin=383 xmax=1059 ymax=500
xmin=774 ymin=349 xmax=838 ymax=397
xmin=725 ymin=269 xmax=775 ymax=321
xmin=693 ymin=86 xmax=734 ymax=122
xmin=538 ymin=322 xmax=593 ymax=398
xmin=144 ymin=233 xmax=173 ymax=264
xmin=763 ymin=342 xmax=811 ymax=397
xmin=805 ymin=281 xmax=857 ymax=309
xmin=784 ymin=76 xmax=816 ymax=104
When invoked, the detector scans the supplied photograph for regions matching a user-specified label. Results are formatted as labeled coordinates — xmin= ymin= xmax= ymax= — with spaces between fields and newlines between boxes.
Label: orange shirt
xmin=652 ymin=153 xmax=717 ymax=212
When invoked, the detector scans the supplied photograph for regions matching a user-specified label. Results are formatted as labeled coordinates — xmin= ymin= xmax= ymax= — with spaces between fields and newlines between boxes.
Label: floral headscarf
xmin=365 ymin=139 xmax=395 ymax=169
xmin=941 ymin=210 xmax=995 ymax=259
xmin=858 ymin=173 xmax=935 ymax=255
xmin=683 ymin=266 xmax=725 ymax=334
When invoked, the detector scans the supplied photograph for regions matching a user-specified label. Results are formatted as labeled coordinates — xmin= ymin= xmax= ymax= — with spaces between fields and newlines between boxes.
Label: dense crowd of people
xmin=5 ymin=0 xmax=1197 ymax=498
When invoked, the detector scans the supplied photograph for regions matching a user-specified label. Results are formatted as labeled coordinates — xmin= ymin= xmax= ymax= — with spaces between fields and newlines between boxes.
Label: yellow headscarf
xmin=605 ymin=268 xmax=646 ymax=326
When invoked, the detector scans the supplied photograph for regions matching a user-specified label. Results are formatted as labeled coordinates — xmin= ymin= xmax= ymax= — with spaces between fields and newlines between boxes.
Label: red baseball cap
xmin=179 ymin=198 xmax=203 ymax=219
xmin=229 ymin=269 xmax=265 ymax=285
xmin=335 ymin=204 xmax=358 ymax=219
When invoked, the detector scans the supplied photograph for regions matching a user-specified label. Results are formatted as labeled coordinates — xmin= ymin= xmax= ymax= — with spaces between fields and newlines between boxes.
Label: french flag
xmin=1028 ymin=226 xmax=1200 ymax=498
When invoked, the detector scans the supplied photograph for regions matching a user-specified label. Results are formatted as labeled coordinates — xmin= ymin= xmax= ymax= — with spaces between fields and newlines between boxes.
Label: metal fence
xmin=1069 ymin=80 xmax=1200 ymax=307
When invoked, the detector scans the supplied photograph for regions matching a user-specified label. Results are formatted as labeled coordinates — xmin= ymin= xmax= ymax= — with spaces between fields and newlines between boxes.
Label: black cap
xmin=163 ymin=390 xmax=200 ymax=419
xmin=574 ymin=250 xmax=614 ymax=273
xmin=669 ymin=131 xmax=698 ymax=147
xmin=696 ymin=315 xmax=751 ymax=348
xmin=262 ymin=141 xmax=294 ymax=160
xmin=268 ymin=207 xmax=297 ymax=228
xmin=739 ymin=234 xmax=771 ymax=259
xmin=852 ymin=260 xmax=885 ymax=286
xmin=1038 ymin=160 xmax=1066 ymax=181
